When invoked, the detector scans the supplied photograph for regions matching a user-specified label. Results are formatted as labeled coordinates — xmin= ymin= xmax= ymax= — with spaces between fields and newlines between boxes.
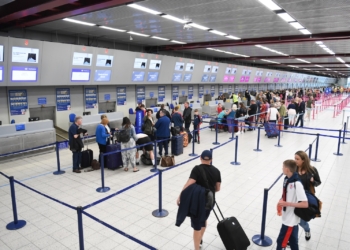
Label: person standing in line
xmin=95 ymin=117 xmax=111 ymax=164
xmin=294 ymin=151 xmax=321 ymax=242
xmin=156 ymin=104 xmax=171 ymax=120
xmin=287 ymin=100 xmax=297 ymax=127
xmin=142 ymin=109 xmax=155 ymax=141
xmin=268 ymin=103 xmax=281 ymax=124
xmin=119 ymin=117 xmax=138 ymax=172
xmin=276 ymin=160 xmax=308 ymax=250
xmin=236 ymin=103 xmax=247 ymax=134
xmin=183 ymin=101 xmax=192 ymax=130
xmin=295 ymin=98 xmax=306 ymax=127
xmin=305 ymin=96 xmax=314 ymax=121
xmin=176 ymin=150 xmax=221 ymax=250
xmin=232 ymin=92 xmax=239 ymax=107
xmin=216 ymin=103 xmax=223 ymax=114
xmin=69 ymin=116 xmax=87 ymax=173
xmin=193 ymin=109 xmax=202 ymax=143
xmin=155 ymin=110 xmax=171 ymax=157
xmin=247 ymin=99 xmax=257 ymax=131
xmin=171 ymin=106 xmax=184 ymax=132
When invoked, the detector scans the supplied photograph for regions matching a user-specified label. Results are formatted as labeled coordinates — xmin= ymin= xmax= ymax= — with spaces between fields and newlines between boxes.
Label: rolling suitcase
xmin=171 ymin=135 xmax=183 ymax=156
xmin=214 ymin=203 xmax=250 ymax=250
xmin=105 ymin=141 xmax=123 ymax=170
xmin=264 ymin=122 xmax=279 ymax=138
xmin=284 ymin=116 xmax=289 ymax=130
xmin=234 ymin=119 xmax=239 ymax=133
xmin=81 ymin=137 xmax=93 ymax=169
xmin=209 ymin=119 xmax=216 ymax=131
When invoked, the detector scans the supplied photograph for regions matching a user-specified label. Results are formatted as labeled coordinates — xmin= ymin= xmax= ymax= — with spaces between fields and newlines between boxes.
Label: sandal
xmin=124 ymin=168 xmax=128 ymax=172
xmin=133 ymin=169 xmax=139 ymax=172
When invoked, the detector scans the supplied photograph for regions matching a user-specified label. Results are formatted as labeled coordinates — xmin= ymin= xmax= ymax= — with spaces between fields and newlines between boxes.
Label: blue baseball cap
xmin=201 ymin=150 xmax=212 ymax=160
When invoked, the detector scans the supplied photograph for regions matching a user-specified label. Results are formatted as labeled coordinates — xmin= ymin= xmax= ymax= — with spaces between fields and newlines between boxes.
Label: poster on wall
xmin=199 ymin=85 xmax=204 ymax=98
xmin=210 ymin=85 xmax=215 ymax=97
xmin=172 ymin=86 xmax=179 ymax=100
xmin=12 ymin=47 xmax=39 ymax=63
xmin=210 ymin=75 xmax=217 ymax=82
xmin=85 ymin=88 xmax=97 ymax=109
xmin=201 ymin=74 xmax=209 ymax=82
xmin=96 ymin=55 xmax=113 ymax=67
xmin=117 ymin=87 xmax=126 ymax=106
xmin=72 ymin=52 xmax=93 ymax=66
xmin=172 ymin=73 xmax=182 ymax=82
xmin=136 ymin=86 xmax=145 ymax=104
xmin=219 ymin=85 xmax=223 ymax=95
xmin=228 ymin=85 xmax=232 ymax=94
xmin=56 ymin=88 xmax=71 ymax=111
xmin=158 ymin=86 xmax=165 ymax=102
xmin=188 ymin=85 xmax=193 ymax=99
xmin=9 ymin=90 xmax=28 ymax=116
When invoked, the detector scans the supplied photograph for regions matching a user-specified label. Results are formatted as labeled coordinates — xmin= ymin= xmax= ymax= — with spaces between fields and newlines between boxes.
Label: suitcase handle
xmin=212 ymin=202 xmax=225 ymax=222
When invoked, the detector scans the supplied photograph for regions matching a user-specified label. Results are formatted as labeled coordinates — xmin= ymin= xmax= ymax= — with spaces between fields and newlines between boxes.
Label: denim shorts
xmin=190 ymin=209 xmax=212 ymax=231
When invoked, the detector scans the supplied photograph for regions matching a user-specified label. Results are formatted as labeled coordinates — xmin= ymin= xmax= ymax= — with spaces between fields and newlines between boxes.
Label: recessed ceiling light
xmin=151 ymin=36 xmax=169 ymax=41
xmin=277 ymin=13 xmax=295 ymax=22
xmin=127 ymin=4 xmax=161 ymax=15
xmin=170 ymin=40 xmax=187 ymax=44
xmin=206 ymin=48 xmax=215 ymax=50
xmin=336 ymin=57 xmax=345 ymax=63
xmin=209 ymin=30 xmax=227 ymax=36
xmin=127 ymin=31 xmax=150 ymax=37
xmin=225 ymin=35 xmax=241 ymax=40
xmin=296 ymin=58 xmax=311 ymax=63
xmin=63 ymin=18 xmax=96 ymax=26
xmin=289 ymin=22 xmax=304 ymax=29
xmin=258 ymin=0 xmax=282 ymax=10
xmin=188 ymin=23 xmax=209 ymax=30
xmin=299 ymin=29 xmax=312 ymax=35
xmin=315 ymin=41 xmax=323 ymax=44
xmin=261 ymin=59 xmax=281 ymax=64
xmin=100 ymin=26 xmax=126 ymax=32
xmin=288 ymin=65 xmax=299 ymax=68
xmin=162 ymin=15 xmax=188 ymax=24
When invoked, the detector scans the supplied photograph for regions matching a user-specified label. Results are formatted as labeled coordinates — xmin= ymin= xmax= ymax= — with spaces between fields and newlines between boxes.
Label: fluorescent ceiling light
xmin=127 ymin=4 xmax=161 ymax=15
xmin=100 ymin=26 xmax=126 ymax=32
xmin=336 ymin=57 xmax=345 ymax=63
xmin=315 ymin=41 xmax=323 ymax=44
xmin=170 ymin=40 xmax=186 ymax=44
xmin=258 ymin=0 xmax=282 ymax=10
xmin=277 ymin=13 xmax=295 ymax=22
xmin=288 ymin=65 xmax=299 ymax=68
xmin=345 ymin=64 xmax=350 ymax=68
xmin=206 ymin=48 xmax=215 ymax=50
xmin=289 ymin=22 xmax=304 ymax=29
xmin=209 ymin=30 xmax=227 ymax=36
xmin=63 ymin=18 xmax=96 ymax=26
xmin=255 ymin=45 xmax=263 ymax=48
xmin=299 ymin=29 xmax=312 ymax=34
xmin=315 ymin=65 xmax=323 ymax=68
xmin=296 ymin=58 xmax=311 ymax=63
xmin=188 ymin=23 xmax=209 ymax=30
xmin=225 ymin=35 xmax=241 ymax=40
xmin=162 ymin=15 xmax=187 ymax=24
xmin=326 ymin=68 xmax=331 ymax=70
xmin=304 ymin=68 xmax=311 ymax=71
xmin=215 ymin=49 xmax=225 ymax=52
xmin=319 ymin=44 xmax=327 ymax=48
xmin=151 ymin=36 xmax=169 ymax=41
xmin=261 ymin=59 xmax=280 ymax=64
xmin=127 ymin=31 xmax=150 ymax=37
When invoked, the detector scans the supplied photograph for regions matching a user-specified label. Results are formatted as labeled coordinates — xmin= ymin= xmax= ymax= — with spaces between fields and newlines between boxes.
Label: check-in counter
xmin=80 ymin=112 xmax=124 ymax=136
xmin=224 ymin=99 xmax=233 ymax=110
xmin=202 ymin=101 xmax=222 ymax=116
xmin=0 ymin=120 xmax=56 ymax=155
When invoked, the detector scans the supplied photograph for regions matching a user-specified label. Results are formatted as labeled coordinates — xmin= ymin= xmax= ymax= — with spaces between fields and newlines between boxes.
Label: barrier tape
xmin=268 ymin=173 xmax=283 ymax=191
xmin=0 ymin=172 xmax=10 ymax=179
xmin=82 ymin=211 xmax=156 ymax=250
xmin=13 ymin=179 xmax=76 ymax=210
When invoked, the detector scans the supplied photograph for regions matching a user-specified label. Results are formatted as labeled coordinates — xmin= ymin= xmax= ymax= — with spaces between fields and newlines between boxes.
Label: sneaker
xmin=73 ymin=169 xmax=81 ymax=173
xmin=305 ymin=231 xmax=311 ymax=241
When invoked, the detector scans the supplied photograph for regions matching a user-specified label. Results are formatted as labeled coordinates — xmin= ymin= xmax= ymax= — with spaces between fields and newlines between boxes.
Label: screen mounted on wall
xmin=12 ymin=47 xmax=39 ymax=63
xmin=185 ymin=63 xmax=194 ymax=72
xmin=0 ymin=66 xmax=3 ymax=82
xmin=149 ymin=60 xmax=162 ymax=70
xmin=71 ymin=69 xmax=91 ymax=82
xmin=134 ymin=58 xmax=148 ymax=69
xmin=174 ymin=62 xmax=185 ymax=71
xmin=96 ymin=55 xmax=113 ymax=67
xmin=72 ymin=52 xmax=93 ymax=66
xmin=94 ymin=70 xmax=111 ymax=82
xmin=0 ymin=45 xmax=3 ymax=62
xmin=11 ymin=66 xmax=38 ymax=82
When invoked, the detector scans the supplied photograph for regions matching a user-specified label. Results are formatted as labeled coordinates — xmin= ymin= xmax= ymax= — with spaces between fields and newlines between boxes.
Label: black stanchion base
xmin=6 ymin=220 xmax=26 ymax=230
xmin=311 ymin=158 xmax=321 ymax=162
xmin=53 ymin=170 xmax=65 ymax=175
xmin=189 ymin=153 xmax=198 ymax=157
xmin=212 ymin=142 xmax=220 ymax=145
xmin=150 ymin=168 xmax=159 ymax=172
xmin=96 ymin=187 xmax=111 ymax=193
xmin=341 ymin=142 xmax=347 ymax=144
xmin=253 ymin=149 xmax=262 ymax=152
xmin=230 ymin=161 xmax=241 ymax=165
xmin=252 ymin=235 xmax=273 ymax=246
xmin=333 ymin=153 xmax=343 ymax=156
xmin=274 ymin=144 xmax=283 ymax=147
xmin=152 ymin=209 xmax=169 ymax=218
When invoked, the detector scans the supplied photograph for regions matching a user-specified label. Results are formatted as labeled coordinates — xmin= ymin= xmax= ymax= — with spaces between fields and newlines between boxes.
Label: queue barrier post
xmin=210 ymin=148 xmax=213 ymax=165
xmin=150 ymin=140 xmax=159 ymax=173
xmin=96 ymin=154 xmax=110 ymax=193
xmin=252 ymin=188 xmax=273 ymax=246
xmin=253 ymin=126 xmax=262 ymax=152
xmin=6 ymin=176 xmax=27 ymax=230
xmin=311 ymin=134 xmax=321 ymax=162
xmin=342 ymin=122 xmax=347 ymax=144
xmin=308 ymin=144 xmax=313 ymax=160
xmin=274 ymin=130 xmax=283 ymax=148
xmin=77 ymin=206 xmax=85 ymax=250
xmin=152 ymin=170 xmax=169 ymax=218
xmin=189 ymin=129 xmax=198 ymax=157
xmin=333 ymin=105 xmax=336 ymax=118
xmin=53 ymin=141 xmax=65 ymax=175
xmin=213 ymin=119 xmax=220 ymax=145
xmin=229 ymin=119 xmax=235 ymax=140
xmin=347 ymin=116 xmax=350 ymax=134
xmin=230 ymin=136 xmax=241 ymax=165
xmin=333 ymin=130 xmax=343 ymax=156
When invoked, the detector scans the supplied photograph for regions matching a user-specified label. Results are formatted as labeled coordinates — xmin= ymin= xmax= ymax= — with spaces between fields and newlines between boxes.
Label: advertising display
xmin=136 ymin=86 xmax=145 ymax=104
xmin=9 ymin=90 xmax=28 ymax=116
xmin=188 ymin=85 xmax=193 ymax=99
xmin=72 ymin=52 xmax=93 ymax=66
xmin=174 ymin=62 xmax=185 ymax=71
xmin=219 ymin=85 xmax=223 ymax=95
xmin=135 ymin=110 xmax=145 ymax=134
xmin=11 ymin=67 xmax=38 ymax=82
xmin=96 ymin=55 xmax=113 ymax=67
xmin=147 ymin=72 xmax=159 ymax=82
xmin=38 ymin=97 xmax=47 ymax=105
xmin=210 ymin=75 xmax=217 ymax=82
xmin=228 ymin=85 xmax=232 ymax=94
xmin=149 ymin=60 xmax=161 ymax=70
xmin=172 ymin=73 xmax=182 ymax=82
xmin=172 ymin=86 xmax=179 ymax=100
xmin=199 ymin=85 xmax=204 ymax=98
xmin=56 ymin=88 xmax=71 ymax=111
xmin=201 ymin=74 xmax=209 ymax=82
xmin=117 ymin=87 xmax=126 ymax=106
xmin=12 ymin=47 xmax=39 ymax=63
xmin=185 ymin=63 xmax=194 ymax=72
xmin=183 ymin=74 xmax=192 ymax=82
xmin=104 ymin=94 xmax=111 ymax=101
xmin=94 ymin=70 xmax=111 ymax=82
xmin=132 ymin=71 xmax=145 ymax=82
xmin=85 ymin=88 xmax=97 ymax=109
xmin=0 ymin=66 xmax=3 ymax=82
xmin=71 ymin=69 xmax=90 ymax=82
xmin=0 ymin=45 xmax=3 ymax=62
xmin=134 ymin=58 xmax=148 ymax=69
xmin=158 ymin=86 xmax=165 ymax=102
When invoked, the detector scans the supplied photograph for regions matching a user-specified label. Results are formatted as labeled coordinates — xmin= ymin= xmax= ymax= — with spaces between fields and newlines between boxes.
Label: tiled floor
xmin=1 ymin=104 xmax=350 ymax=250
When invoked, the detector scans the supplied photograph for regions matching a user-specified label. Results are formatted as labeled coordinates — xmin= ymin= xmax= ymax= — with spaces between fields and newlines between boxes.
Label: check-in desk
xmin=81 ymin=112 xmax=124 ymax=136
xmin=0 ymin=120 xmax=56 ymax=155
xmin=202 ymin=100 xmax=223 ymax=116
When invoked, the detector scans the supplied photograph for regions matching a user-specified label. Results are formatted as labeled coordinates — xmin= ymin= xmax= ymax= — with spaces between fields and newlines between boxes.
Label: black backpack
xmin=116 ymin=129 xmax=130 ymax=143
xmin=141 ymin=152 xmax=152 ymax=165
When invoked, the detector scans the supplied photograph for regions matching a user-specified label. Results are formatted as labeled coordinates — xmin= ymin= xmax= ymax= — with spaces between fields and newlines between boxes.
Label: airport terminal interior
xmin=0 ymin=0 xmax=350 ymax=249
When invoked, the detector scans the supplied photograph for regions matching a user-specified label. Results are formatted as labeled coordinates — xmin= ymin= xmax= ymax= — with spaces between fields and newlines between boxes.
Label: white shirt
xmin=268 ymin=107 xmax=279 ymax=121
xmin=282 ymin=181 xmax=307 ymax=227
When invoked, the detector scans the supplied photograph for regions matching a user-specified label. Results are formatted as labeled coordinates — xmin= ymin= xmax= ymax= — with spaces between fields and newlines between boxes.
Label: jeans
xmin=299 ymin=219 xmax=310 ymax=232
xmin=157 ymin=137 xmax=169 ymax=156
xmin=276 ymin=224 xmax=299 ymax=250
xmin=185 ymin=122 xmax=191 ymax=130
xmin=72 ymin=151 xmax=82 ymax=170
xmin=295 ymin=113 xmax=304 ymax=127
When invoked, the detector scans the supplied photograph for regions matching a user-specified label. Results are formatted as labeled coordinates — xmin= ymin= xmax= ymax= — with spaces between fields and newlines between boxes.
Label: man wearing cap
xmin=176 ymin=150 xmax=221 ymax=250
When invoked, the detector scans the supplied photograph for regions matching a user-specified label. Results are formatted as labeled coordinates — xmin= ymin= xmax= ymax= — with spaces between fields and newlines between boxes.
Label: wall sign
xmin=56 ymin=88 xmax=71 ymax=111
xmin=183 ymin=74 xmax=192 ymax=82
xmin=104 ymin=94 xmax=111 ymax=101
xmin=136 ymin=86 xmax=145 ymax=104
xmin=219 ymin=85 xmax=223 ymax=95
xmin=199 ymin=85 xmax=204 ymax=98
xmin=188 ymin=85 xmax=193 ymax=99
xmin=9 ymin=90 xmax=28 ymax=116
xmin=172 ymin=86 xmax=179 ymax=100
xmin=158 ymin=86 xmax=165 ymax=102
xmin=85 ymin=88 xmax=97 ymax=109
xmin=210 ymin=85 xmax=215 ymax=97
xmin=228 ymin=85 xmax=232 ymax=94
xmin=201 ymin=74 xmax=209 ymax=82
xmin=117 ymin=87 xmax=126 ymax=106
xmin=210 ymin=75 xmax=217 ymax=82
xmin=38 ymin=97 xmax=47 ymax=105
xmin=172 ymin=73 xmax=182 ymax=82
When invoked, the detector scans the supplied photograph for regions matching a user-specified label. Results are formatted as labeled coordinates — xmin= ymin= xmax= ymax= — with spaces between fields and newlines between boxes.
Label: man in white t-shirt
xmin=276 ymin=160 xmax=308 ymax=250
xmin=268 ymin=103 xmax=280 ymax=123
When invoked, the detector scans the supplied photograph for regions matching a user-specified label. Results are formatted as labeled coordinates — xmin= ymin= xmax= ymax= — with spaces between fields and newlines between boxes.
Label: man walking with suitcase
xmin=176 ymin=150 xmax=221 ymax=250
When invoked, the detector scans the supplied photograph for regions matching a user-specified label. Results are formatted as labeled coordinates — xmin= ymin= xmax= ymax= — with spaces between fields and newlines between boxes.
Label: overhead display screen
xmin=174 ymin=62 xmax=185 ymax=71
xmin=149 ymin=60 xmax=162 ymax=70
xmin=212 ymin=66 xmax=219 ymax=73
xmin=134 ymin=58 xmax=147 ymax=69
xmin=95 ymin=70 xmax=111 ymax=82
xmin=147 ymin=72 xmax=159 ymax=82
xmin=96 ymin=55 xmax=113 ymax=67
xmin=71 ymin=69 xmax=90 ymax=82
xmin=132 ymin=71 xmax=145 ymax=82
xmin=0 ymin=66 xmax=3 ymax=82
xmin=204 ymin=65 xmax=211 ymax=73
xmin=12 ymin=47 xmax=39 ymax=63
xmin=72 ymin=52 xmax=93 ymax=66
xmin=11 ymin=66 xmax=38 ymax=82
xmin=0 ymin=45 xmax=3 ymax=62
xmin=185 ymin=63 xmax=194 ymax=72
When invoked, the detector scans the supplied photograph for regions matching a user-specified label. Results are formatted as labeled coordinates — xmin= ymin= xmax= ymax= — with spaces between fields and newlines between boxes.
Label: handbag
xmin=160 ymin=155 xmax=175 ymax=167
xmin=198 ymin=165 xmax=214 ymax=210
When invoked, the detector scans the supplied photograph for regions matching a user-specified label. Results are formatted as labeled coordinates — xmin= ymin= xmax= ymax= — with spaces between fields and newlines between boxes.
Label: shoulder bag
xmin=198 ymin=165 xmax=214 ymax=210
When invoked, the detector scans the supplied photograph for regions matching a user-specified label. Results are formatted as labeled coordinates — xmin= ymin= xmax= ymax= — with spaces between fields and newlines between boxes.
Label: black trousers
xmin=185 ymin=122 xmax=191 ymax=130
xmin=295 ymin=113 xmax=304 ymax=127
xmin=98 ymin=143 xmax=107 ymax=164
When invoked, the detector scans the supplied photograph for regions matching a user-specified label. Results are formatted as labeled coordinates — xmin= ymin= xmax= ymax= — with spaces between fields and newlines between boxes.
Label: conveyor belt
xmin=55 ymin=127 xmax=69 ymax=142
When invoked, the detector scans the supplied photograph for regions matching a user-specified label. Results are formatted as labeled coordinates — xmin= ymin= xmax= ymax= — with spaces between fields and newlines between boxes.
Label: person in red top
xmin=216 ymin=103 xmax=223 ymax=114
